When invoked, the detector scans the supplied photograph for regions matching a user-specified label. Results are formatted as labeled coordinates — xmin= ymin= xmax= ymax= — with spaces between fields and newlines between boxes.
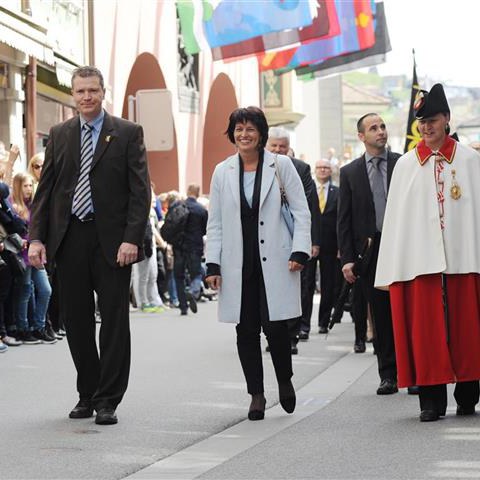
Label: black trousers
xmin=360 ymin=234 xmax=396 ymax=381
xmin=418 ymin=381 xmax=480 ymax=413
xmin=351 ymin=282 xmax=368 ymax=343
xmin=56 ymin=217 xmax=131 ymax=410
xmin=173 ymin=248 xmax=202 ymax=312
xmin=288 ymin=256 xmax=316 ymax=339
xmin=237 ymin=268 xmax=292 ymax=394
xmin=318 ymin=253 xmax=342 ymax=329
xmin=0 ymin=260 xmax=13 ymax=337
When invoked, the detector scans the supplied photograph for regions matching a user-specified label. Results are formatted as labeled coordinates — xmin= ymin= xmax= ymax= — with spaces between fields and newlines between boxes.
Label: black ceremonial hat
xmin=414 ymin=83 xmax=450 ymax=119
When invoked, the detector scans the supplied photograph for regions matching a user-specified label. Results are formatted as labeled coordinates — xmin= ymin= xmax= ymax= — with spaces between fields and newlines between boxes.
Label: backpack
xmin=160 ymin=201 xmax=190 ymax=248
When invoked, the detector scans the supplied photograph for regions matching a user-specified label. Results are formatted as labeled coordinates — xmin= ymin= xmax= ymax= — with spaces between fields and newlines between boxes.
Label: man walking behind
xmin=337 ymin=113 xmax=399 ymax=395
xmin=173 ymin=183 xmax=208 ymax=315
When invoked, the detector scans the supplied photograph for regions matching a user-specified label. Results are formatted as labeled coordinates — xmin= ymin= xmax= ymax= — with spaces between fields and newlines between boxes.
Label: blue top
xmin=79 ymin=109 xmax=105 ymax=153
xmin=243 ymin=171 xmax=256 ymax=208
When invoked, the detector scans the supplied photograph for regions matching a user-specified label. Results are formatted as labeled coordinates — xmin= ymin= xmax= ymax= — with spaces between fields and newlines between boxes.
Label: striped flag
xmin=259 ymin=0 xmax=375 ymax=73
xmin=295 ymin=2 xmax=390 ymax=79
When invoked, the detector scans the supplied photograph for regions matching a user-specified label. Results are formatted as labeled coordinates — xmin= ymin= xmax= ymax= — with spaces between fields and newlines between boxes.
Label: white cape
xmin=375 ymin=142 xmax=480 ymax=289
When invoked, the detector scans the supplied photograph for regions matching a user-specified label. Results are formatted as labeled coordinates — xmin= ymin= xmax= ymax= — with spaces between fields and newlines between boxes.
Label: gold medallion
xmin=450 ymin=169 xmax=462 ymax=200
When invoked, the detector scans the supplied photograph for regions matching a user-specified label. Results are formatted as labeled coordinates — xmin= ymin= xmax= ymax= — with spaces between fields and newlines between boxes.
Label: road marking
xmin=126 ymin=351 xmax=376 ymax=480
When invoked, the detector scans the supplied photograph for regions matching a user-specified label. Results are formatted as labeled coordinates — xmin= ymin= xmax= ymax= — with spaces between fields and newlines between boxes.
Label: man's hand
xmin=206 ymin=275 xmax=222 ymax=290
xmin=311 ymin=246 xmax=320 ymax=258
xmin=289 ymin=260 xmax=304 ymax=272
xmin=28 ymin=242 xmax=47 ymax=269
xmin=116 ymin=242 xmax=138 ymax=267
xmin=342 ymin=262 xmax=356 ymax=284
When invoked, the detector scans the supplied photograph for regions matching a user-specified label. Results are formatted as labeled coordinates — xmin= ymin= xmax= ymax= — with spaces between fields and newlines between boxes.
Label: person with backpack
xmin=162 ymin=184 xmax=207 ymax=315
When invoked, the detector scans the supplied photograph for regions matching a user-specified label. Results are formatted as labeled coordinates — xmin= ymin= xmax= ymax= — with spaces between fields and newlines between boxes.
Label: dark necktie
xmin=371 ymin=157 xmax=386 ymax=232
xmin=72 ymin=123 xmax=94 ymax=219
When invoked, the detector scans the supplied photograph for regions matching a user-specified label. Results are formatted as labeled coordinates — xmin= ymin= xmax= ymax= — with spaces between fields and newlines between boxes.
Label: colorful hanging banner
xmin=203 ymin=0 xmax=315 ymax=49
xmin=211 ymin=0 xmax=338 ymax=61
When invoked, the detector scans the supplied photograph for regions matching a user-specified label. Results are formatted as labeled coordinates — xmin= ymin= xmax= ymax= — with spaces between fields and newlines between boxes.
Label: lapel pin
xmin=105 ymin=135 xmax=111 ymax=143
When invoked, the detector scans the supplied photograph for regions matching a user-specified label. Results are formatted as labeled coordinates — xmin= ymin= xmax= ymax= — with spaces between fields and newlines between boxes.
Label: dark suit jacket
xmin=318 ymin=183 xmax=339 ymax=254
xmin=337 ymin=150 xmax=400 ymax=266
xmin=30 ymin=111 xmax=151 ymax=267
xmin=291 ymin=157 xmax=321 ymax=247
xmin=183 ymin=196 xmax=208 ymax=255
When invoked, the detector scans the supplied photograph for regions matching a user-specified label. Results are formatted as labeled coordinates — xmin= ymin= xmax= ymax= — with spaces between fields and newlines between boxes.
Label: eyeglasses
xmin=316 ymin=166 xmax=331 ymax=170
xmin=33 ymin=164 xmax=43 ymax=170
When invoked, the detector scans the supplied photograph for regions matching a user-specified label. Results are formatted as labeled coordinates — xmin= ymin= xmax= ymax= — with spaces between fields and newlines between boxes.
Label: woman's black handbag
xmin=3 ymin=233 xmax=26 ymax=277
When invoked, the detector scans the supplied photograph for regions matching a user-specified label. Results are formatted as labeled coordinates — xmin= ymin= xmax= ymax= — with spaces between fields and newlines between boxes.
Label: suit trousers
xmin=360 ymin=234 xmax=397 ymax=381
xmin=288 ymin=257 xmax=317 ymax=339
xmin=318 ymin=253 xmax=342 ymax=329
xmin=173 ymin=249 xmax=202 ymax=312
xmin=56 ymin=217 xmax=132 ymax=410
xmin=418 ymin=381 xmax=480 ymax=413
xmin=237 ymin=267 xmax=293 ymax=395
xmin=351 ymin=282 xmax=368 ymax=343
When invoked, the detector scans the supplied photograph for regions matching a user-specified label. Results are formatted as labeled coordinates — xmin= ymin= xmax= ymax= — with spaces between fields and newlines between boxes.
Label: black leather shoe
xmin=69 ymin=400 xmax=93 ymax=419
xmin=354 ymin=340 xmax=366 ymax=353
xmin=248 ymin=395 xmax=266 ymax=421
xmin=376 ymin=379 xmax=398 ymax=395
xmin=420 ymin=409 xmax=440 ymax=422
xmin=291 ymin=341 xmax=298 ymax=355
xmin=186 ymin=292 xmax=198 ymax=313
xmin=407 ymin=386 xmax=420 ymax=395
xmin=457 ymin=405 xmax=476 ymax=416
xmin=279 ymin=380 xmax=296 ymax=414
xmin=95 ymin=408 xmax=118 ymax=425
xmin=318 ymin=326 xmax=328 ymax=334
xmin=298 ymin=331 xmax=309 ymax=341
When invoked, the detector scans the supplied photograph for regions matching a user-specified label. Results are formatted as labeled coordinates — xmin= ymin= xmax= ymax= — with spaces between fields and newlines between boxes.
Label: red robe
xmin=390 ymin=274 xmax=480 ymax=388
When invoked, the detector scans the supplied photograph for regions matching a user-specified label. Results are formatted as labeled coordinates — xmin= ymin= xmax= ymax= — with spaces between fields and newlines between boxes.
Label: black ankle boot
xmin=248 ymin=394 xmax=266 ymax=421
xmin=279 ymin=380 xmax=296 ymax=414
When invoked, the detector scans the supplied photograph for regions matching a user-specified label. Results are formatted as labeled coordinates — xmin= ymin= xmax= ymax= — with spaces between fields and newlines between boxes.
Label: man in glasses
xmin=315 ymin=159 xmax=342 ymax=337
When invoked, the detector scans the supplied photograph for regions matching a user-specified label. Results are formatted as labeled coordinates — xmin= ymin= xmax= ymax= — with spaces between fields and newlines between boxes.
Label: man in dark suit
xmin=314 ymin=159 xmax=342 ymax=335
xmin=337 ymin=113 xmax=399 ymax=395
xmin=266 ymin=127 xmax=320 ymax=353
xmin=28 ymin=66 xmax=151 ymax=424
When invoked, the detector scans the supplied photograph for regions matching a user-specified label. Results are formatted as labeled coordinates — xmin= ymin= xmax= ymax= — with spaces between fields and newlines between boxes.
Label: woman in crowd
xmin=205 ymin=106 xmax=311 ymax=420
xmin=11 ymin=172 xmax=54 ymax=344
xmin=27 ymin=152 xmax=44 ymax=194
xmin=132 ymin=187 xmax=166 ymax=313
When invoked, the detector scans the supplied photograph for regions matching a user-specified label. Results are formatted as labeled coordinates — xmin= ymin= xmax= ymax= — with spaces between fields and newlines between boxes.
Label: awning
xmin=55 ymin=58 xmax=77 ymax=88
xmin=0 ymin=23 xmax=54 ymax=65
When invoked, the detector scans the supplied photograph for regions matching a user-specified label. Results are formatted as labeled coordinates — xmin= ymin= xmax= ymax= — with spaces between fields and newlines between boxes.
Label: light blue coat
xmin=206 ymin=149 xmax=311 ymax=323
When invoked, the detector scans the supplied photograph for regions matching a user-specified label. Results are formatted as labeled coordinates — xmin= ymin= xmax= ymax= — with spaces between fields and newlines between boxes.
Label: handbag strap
xmin=272 ymin=154 xmax=289 ymax=204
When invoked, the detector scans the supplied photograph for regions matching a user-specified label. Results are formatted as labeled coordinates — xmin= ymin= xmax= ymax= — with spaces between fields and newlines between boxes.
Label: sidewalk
xmin=130 ymin=319 xmax=480 ymax=480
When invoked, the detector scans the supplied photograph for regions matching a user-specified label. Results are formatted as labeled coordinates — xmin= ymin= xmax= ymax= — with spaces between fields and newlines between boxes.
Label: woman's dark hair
xmin=225 ymin=106 xmax=269 ymax=148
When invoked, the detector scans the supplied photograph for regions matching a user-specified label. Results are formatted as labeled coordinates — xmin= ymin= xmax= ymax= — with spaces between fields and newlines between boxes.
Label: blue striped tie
xmin=72 ymin=123 xmax=94 ymax=219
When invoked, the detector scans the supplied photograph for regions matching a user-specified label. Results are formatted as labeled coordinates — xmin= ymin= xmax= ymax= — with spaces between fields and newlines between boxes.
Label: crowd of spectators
xmin=0 ymin=140 xmax=213 ymax=354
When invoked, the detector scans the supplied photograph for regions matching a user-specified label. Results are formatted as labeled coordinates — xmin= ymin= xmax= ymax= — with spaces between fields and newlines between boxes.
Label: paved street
xmin=2 ymin=298 xmax=480 ymax=480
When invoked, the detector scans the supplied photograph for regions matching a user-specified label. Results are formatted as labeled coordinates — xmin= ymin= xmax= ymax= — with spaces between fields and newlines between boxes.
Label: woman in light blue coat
xmin=205 ymin=107 xmax=311 ymax=421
